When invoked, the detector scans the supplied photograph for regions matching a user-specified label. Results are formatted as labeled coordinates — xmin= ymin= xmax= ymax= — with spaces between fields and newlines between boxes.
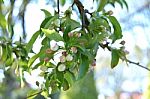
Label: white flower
xmin=50 ymin=40 xmax=59 ymax=51
xmin=51 ymin=43 xmax=59 ymax=51
xmin=58 ymin=64 xmax=66 ymax=71
xmin=66 ymin=54 xmax=73 ymax=61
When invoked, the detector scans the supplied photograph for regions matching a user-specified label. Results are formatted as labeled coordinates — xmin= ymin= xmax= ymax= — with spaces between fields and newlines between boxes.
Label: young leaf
xmin=41 ymin=28 xmax=63 ymax=41
xmin=26 ymin=31 xmax=40 ymax=53
xmin=0 ymin=13 xmax=7 ymax=29
xmin=97 ymin=0 xmax=108 ymax=12
xmin=78 ymin=55 xmax=89 ymax=79
xmin=1 ymin=45 xmax=7 ymax=61
xmin=41 ymin=9 xmax=52 ymax=18
xmin=108 ymin=16 xmax=122 ymax=43
xmin=111 ymin=49 xmax=119 ymax=68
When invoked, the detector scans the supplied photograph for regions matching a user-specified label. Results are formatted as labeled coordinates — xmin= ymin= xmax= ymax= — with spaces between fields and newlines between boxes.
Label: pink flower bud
xmin=44 ymin=57 xmax=49 ymax=62
xmin=91 ymin=59 xmax=96 ymax=67
xmin=60 ymin=55 xmax=66 ymax=63
xmin=58 ymin=64 xmax=66 ymax=71
xmin=124 ymin=50 xmax=129 ymax=55
xmin=45 ymin=48 xmax=53 ymax=54
xmin=68 ymin=32 xmax=74 ymax=37
xmin=71 ymin=47 xmax=77 ymax=53
xmin=66 ymin=54 xmax=73 ymax=61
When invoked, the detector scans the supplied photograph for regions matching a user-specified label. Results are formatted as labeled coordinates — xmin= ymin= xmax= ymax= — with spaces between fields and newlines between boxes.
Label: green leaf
xmin=41 ymin=9 xmax=52 ymax=18
xmin=41 ymin=28 xmax=63 ymax=41
xmin=41 ymin=15 xmax=58 ymax=29
xmin=19 ymin=59 xmax=28 ymax=67
xmin=5 ymin=54 xmax=13 ymax=66
xmin=111 ymin=49 xmax=120 ymax=68
xmin=64 ymin=71 xmax=75 ymax=87
xmin=26 ymin=31 xmax=40 ymax=53
xmin=28 ymin=50 xmax=44 ymax=67
xmin=1 ymin=45 xmax=7 ymax=61
xmin=62 ymin=18 xmax=80 ymax=30
xmin=108 ymin=16 xmax=122 ymax=43
xmin=78 ymin=55 xmax=89 ymax=79
xmin=0 ymin=13 xmax=7 ymax=29
xmin=122 ymin=0 xmax=128 ymax=10
xmin=32 ymin=61 xmax=44 ymax=69
xmin=60 ymin=0 xmax=66 ymax=6
xmin=0 ymin=0 xmax=4 ymax=3
xmin=62 ymin=79 xmax=69 ymax=91
xmin=63 ymin=25 xmax=71 ymax=42
xmin=97 ymin=0 xmax=108 ymax=12
xmin=41 ymin=10 xmax=51 ymax=17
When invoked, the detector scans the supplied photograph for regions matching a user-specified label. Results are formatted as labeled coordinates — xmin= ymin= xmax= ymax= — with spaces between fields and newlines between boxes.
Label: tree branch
xmin=127 ymin=59 xmax=150 ymax=71
xmin=73 ymin=0 xmax=89 ymax=30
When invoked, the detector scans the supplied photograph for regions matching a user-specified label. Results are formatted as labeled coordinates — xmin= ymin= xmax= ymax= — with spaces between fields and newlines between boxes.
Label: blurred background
xmin=0 ymin=0 xmax=150 ymax=99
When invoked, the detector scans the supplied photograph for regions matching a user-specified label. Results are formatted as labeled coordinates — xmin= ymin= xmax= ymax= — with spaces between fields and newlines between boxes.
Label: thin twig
xmin=26 ymin=90 xmax=43 ymax=98
xmin=127 ymin=59 xmax=150 ymax=71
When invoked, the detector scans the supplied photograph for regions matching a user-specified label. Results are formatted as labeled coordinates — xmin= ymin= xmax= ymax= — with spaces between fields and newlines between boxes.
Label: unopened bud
xmin=120 ymin=40 xmax=125 ymax=45
xmin=68 ymin=32 xmax=74 ymax=37
xmin=75 ymin=33 xmax=81 ymax=38
xmin=58 ymin=64 xmax=66 ymax=71
xmin=108 ymin=10 xmax=113 ymax=15
xmin=45 ymin=48 xmax=53 ymax=54
xmin=71 ymin=47 xmax=77 ymax=53
xmin=62 ymin=51 xmax=67 ymax=56
xmin=91 ymin=59 xmax=96 ymax=66
xmin=66 ymin=54 xmax=73 ymax=61
xmin=124 ymin=50 xmax=129 ymax=55
xmin=44 ymin=57 xmax=49 ymax=62
xmin=40 ymin=66 xmax=48 ymax=71
xmin=60 ymin=55 xmax=66 ymax=63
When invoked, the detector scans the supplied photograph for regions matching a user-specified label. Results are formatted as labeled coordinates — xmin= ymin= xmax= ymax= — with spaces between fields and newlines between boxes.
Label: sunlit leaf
xmin=111 ymin=49 xmax=120 ymax=68
xmin=108 ymin=16 xmax=122 ymax=43
xmin=41 ymin=9 xmax=52 ymax=18
xmin=0 ymin=13 xmax=7 ymax=29
xmin=26 ymin=31 xmax=40 ymax=53
xmin=41 ymin=28 xmax=63 ymax=41
xmin=97 ymin=0 xmax=108 ymax=12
